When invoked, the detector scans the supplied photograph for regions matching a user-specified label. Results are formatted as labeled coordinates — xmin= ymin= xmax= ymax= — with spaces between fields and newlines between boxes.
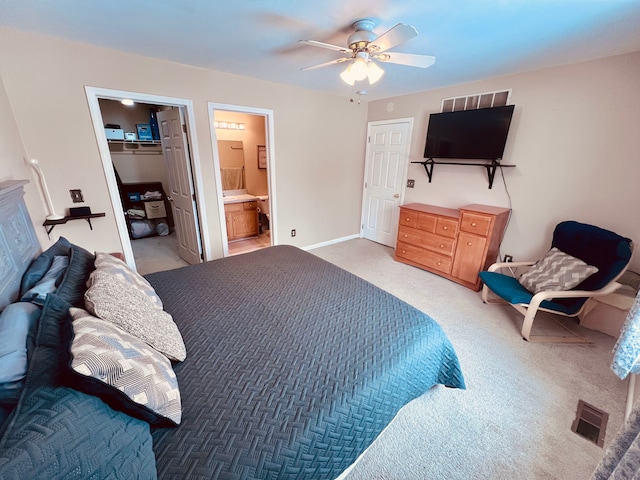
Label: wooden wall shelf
xmin=411 ymin=159 xmax=516 ymax=189
xmin=43 ymin=213 xmax=105 ymax=237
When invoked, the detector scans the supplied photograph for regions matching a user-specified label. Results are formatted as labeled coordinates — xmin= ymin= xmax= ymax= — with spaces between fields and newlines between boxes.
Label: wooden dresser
xmin=395 ymin=203 xmax=510 ymax=291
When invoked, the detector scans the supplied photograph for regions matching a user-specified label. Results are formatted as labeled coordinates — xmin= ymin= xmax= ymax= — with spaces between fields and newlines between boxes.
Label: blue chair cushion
xmin=479 ymin=271 xmax=584 ymax=315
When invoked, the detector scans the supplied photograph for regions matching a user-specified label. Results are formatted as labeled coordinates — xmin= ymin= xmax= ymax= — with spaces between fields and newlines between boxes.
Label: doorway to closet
xmin=87 ymin=87 xmax=209 ymax=274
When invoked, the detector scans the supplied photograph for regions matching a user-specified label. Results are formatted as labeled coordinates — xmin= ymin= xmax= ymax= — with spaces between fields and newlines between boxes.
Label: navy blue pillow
xmin=55 ymin=244 xmax=95 ymax=308
xmin=20 ymin=255 xmax=69 ymax=304
xmin=19 ymin=237 xmax=71 ymax=296
xmin=0 ymin=294 xmax=157 ymax=478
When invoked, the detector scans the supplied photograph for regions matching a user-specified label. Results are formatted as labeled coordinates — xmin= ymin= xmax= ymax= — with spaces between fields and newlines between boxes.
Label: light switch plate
xmin=70 ymin=189 xmax=84 ymax=203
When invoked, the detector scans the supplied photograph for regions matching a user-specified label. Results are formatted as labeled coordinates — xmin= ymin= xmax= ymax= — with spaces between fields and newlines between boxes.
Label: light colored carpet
xmin=131 ymin=233 xmax=189 ymax=275
xmin=310 ymin=238 xmax=627 ymax=480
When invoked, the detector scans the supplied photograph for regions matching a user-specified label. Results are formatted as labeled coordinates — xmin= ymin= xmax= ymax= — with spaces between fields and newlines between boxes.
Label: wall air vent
xmin=571 ymin=400 xmax=609 ymax=447
xmin=441 ymin=89 xmax=511 ymax=112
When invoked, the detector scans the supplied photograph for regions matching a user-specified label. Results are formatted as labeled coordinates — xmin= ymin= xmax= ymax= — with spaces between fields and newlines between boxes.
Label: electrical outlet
xmin=503 ymin=254 xmax=513 ymax=263
xmin=291 ymin=229 xmax=296 ymax=237
xmin=407 ymin=179 xmax=415 ymax=188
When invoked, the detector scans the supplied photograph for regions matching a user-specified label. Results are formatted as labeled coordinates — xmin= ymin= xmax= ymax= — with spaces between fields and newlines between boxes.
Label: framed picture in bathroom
xmin=257 ymin=145 xmax=267 ymax=169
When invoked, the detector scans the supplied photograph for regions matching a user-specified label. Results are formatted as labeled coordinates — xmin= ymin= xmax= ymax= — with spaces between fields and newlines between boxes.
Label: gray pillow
xmin=518 ymin=247 xmax=599 ymax=294
xmin=68 ymin=308 xmax=182 ymax=426
xmin=89 ymin=252 xmax=163 ymax=309
xmin=84 ymin=270 xmax=186 ymax=361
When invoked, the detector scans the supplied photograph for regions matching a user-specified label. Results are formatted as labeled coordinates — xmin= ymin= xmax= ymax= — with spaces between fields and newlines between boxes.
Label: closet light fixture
xmin=214 ymin=121 xmax=245 ymax=130
xmin=121 ymin=99 xmax=134 ymax=106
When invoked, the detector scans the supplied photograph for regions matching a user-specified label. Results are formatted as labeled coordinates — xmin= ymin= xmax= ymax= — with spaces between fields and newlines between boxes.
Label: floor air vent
xmin=571 ymin=400 xmax=608 ymax=447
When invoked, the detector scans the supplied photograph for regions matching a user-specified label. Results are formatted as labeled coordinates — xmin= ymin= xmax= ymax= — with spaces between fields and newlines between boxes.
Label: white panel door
xmin=157 ymin=108 xmax=202 ymax=265
xmin=362 ymin=121 xmax=412 ymax=247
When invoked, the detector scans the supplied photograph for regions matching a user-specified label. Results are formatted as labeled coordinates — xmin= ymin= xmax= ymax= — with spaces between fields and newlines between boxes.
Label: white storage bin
xmin=144 ymin=200 xmax=166 ymax=219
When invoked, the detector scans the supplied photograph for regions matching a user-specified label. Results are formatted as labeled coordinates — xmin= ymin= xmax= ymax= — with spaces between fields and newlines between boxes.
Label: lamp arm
xmin=26 ymin=158 xmax=64 ymax=220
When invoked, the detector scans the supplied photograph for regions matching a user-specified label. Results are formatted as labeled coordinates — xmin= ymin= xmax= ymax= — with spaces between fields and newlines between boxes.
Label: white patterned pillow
xmin=84 ymin=270 xmax=186 ymax=361
xmin=89 ymin=252 xmax=163 ymax=309
xmin=518 ymin=247 xmax=599 ymax=294
xmin=68 ymin=308 xmax=181 ymax=426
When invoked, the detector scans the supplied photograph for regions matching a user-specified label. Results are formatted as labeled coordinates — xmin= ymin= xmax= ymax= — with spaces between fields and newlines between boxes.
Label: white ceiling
xmin=2 ymin=0 xmax=640 ymax=101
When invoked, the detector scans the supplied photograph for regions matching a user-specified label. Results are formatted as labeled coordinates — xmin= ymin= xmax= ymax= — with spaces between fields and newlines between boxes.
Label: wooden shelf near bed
xmin=395 ymin=203 xmax=510 ymax=291
xmin=43 ymin=213 xmax=105 ymax=237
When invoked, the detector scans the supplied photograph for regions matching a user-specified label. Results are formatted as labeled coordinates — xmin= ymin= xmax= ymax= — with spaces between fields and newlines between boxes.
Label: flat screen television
xmin=423 ymin=105 xmax=515 ymax=160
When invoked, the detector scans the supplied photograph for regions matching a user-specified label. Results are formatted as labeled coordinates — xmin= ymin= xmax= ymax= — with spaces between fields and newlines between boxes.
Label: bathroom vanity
xmin=223 ymin=194 xmax=259 ymax=241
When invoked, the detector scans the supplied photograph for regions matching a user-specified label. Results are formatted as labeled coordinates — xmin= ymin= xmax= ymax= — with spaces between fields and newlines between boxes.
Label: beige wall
xmin=368 ymin=51 xmax=640 ymax=271
xmin=0 ymin=73 xmax=50 ymax=249
xmin=0 ymin=27 xmax=367 ymax=258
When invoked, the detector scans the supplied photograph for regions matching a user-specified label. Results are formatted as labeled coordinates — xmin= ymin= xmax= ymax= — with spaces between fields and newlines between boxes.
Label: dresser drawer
xmin=397 ymin=226 xmax=455 ymax=256
xmin=399 ymin=209 xmax=419 ymax=229
xmin=416 ymin=213 xmax=436 ymax=232
xmin=435 ymin=217 xmax=458 ymax=238
xmin=460 ymin=212 xmax=491 ymax=236
xmin=396 ymin=242 xmax=452 ymax=274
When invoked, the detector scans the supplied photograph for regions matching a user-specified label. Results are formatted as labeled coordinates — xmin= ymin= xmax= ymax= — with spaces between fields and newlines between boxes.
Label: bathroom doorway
xmin=208 ymin=103 xmax=276 ymax=257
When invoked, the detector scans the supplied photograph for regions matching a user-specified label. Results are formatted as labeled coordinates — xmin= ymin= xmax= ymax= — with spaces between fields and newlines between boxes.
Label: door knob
xmin=393 ymin=194 xmax=400 ymax=198
xmin=167 ymin=196 xmax=173 ymax=202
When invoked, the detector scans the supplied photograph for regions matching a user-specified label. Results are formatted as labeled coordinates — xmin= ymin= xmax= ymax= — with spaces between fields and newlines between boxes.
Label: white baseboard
xmin=302 ymin=234 xmax=361 ymax=251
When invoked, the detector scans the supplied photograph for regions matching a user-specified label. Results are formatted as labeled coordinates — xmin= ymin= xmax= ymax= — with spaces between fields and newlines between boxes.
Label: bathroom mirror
xmin=218 ymin=140 xmax=245 ymax=191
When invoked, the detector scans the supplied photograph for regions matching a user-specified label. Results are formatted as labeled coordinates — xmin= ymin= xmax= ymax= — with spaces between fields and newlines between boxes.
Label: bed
xmin=0 ymin=180 xmax=465 ymax=479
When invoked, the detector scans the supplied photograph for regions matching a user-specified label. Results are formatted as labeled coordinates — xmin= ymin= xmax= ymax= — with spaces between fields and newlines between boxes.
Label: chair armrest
xmin=530 ymin=282 xmax=623 ymax=303
xmin=487 ymin=261 xmax=536 ymax=273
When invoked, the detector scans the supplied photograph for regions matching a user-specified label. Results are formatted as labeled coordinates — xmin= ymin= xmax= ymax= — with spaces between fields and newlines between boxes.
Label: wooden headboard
xmin=0 ymin=180 xmax=41 ymax=310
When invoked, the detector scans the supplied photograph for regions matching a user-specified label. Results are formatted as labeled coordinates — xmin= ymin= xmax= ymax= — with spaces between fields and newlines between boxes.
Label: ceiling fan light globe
xmin=340 ymin=67 xmax=355 ymax=86
xmin=350 ymin=58 xmax=368 ymax=81
xmin=367 ymin=61 xmax=384 ymax=84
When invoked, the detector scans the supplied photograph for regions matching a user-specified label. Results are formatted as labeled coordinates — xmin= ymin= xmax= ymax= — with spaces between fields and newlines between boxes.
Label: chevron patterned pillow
xmin=68 ymin=308 xmax=181 ymax=426
xmin=518 ymin=247 xmax=599 ymax=294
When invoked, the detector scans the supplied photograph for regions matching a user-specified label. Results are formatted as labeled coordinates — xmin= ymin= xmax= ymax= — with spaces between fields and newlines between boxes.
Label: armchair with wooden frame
xmin=480 ymin=221 xmax=634 ymax=343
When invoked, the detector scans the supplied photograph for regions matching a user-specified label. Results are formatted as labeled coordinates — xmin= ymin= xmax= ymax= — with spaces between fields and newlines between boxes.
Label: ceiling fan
xmin=299 ymin=19 xmax=435 ymax=86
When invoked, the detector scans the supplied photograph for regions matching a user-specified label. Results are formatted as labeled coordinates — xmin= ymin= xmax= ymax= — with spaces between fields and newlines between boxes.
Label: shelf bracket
xmin=412 ymin=158 xmax=435 ymax=183
xmin=411 ymin=159 xmax=515 ymax=189
xmin=485 ymin=160 xmax=500 ymax=190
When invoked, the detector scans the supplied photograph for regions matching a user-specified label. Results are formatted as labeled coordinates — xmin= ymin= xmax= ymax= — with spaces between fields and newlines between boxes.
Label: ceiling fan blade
xmin=374 ymin=52 xmax=435 ymax=69
xmin=300 ymin=57 xmax=350 ymax=71
xmin=368 ymin=23 xmax=418 ymax=53
xmin=298 ymin=40 xmax=352 ymax=55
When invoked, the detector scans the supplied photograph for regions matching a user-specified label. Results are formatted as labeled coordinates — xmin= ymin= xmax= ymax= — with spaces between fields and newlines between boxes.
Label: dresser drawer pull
xmin=442 ymin=226 xmax=448 ymax=230
xmin=437 ymin=261 xmax=442 ymax=265
xmin=403 ymin=234 xmax=408 ymax=238
xmin=471 ymin=222 xmax=477 ymax=227
xmin=467 ymin=241 xmax=472 ymax=246
xmin=439 ymin=244 xmax=444 ymax=248
xmin=401 ymin=250 xmax=406 ymax=254
xmin=406 ymin=217 xmax=411 ymax=222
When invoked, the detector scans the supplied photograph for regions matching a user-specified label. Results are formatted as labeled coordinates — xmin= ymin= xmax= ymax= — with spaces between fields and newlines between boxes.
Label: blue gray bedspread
xmin=146 ymin=245 xmax=465 ymax=479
